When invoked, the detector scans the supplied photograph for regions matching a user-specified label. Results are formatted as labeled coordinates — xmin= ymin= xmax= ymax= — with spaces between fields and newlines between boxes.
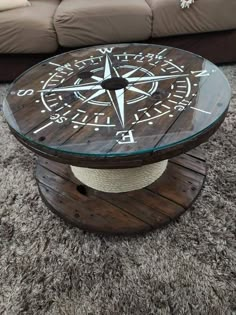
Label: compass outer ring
xmin=4 ymin=43 xmax=231 ymax=169
xmin=9 ymin=108 xmax=228 ymax=169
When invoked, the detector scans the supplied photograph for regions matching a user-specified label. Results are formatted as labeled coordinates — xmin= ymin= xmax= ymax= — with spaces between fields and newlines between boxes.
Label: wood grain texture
xmin=4 ymin=43 xmax=230 ymax=168
xmin=35 ymin=149 xmax=206 ymax=235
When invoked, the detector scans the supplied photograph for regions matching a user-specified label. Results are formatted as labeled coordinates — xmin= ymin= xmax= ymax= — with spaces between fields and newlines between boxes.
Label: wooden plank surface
xmin=5 ymin=44 xmax=230 ymax=169
xmin=36 ymin=149 xmax=206 ymax=234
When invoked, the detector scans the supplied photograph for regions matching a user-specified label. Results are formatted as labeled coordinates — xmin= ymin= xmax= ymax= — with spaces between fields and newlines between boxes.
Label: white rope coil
xmin=71 ymin=160 xmax=168 ymax=193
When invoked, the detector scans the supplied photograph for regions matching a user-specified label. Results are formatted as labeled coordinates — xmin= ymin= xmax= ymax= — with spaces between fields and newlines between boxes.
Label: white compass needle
xmin=107 ymin=89 xmax=125 ymax=128
xmin=115 ymin=89 xmax=125 ymax=127
xmin=127 ymin=86 xmax=151 ymax=97
xmin=123 ymin=67 xmax=141 ymax=78
xmin=39 ymin=83 xmax=103 ymax=93
xmin=127 ymin=74 xmax=189 ymax=84
xmin=82 ymin=89 xmax=106 ymax=104
xmin=104 ymin=54 xmax=112 ymax=79
xmin=91 ymin=75 xmax=103 ymax=82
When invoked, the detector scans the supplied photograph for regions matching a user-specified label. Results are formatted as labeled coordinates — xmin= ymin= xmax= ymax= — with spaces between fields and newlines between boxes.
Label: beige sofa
xmin=1 ymin=0 xmax=236 ymax=81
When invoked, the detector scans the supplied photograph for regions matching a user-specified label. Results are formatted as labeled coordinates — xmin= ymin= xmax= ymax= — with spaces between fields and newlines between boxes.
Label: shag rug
xmin=0 ymin=64 xmax=236 ymax=315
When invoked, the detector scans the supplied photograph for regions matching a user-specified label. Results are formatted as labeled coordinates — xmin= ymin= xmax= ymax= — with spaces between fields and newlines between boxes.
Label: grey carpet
xmin=0 ymin=65 xmax=236 ymax=315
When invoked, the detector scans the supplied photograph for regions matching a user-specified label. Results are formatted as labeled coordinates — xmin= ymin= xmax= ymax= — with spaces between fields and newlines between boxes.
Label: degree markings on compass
xmin=168 ymin=99 xmax=178 ymax=104
xmin=37 ymin=48 xmax=175 ymax=138
xmin=137 ymin=57 xmax=145 ymax=63
xmin=176 ymin=90 xmax=186 ymax=94
xmin=161 ymin=104 xmax=171 ymax=109
xmin=166 ymin=61 xmax=184 ymax=73
xmin=72 ymin=113 xmax=80 ymax=120
xmin=134 ymin=114 xmax=139 ymax=121
xmin=41 ymin=49 xmax=170 ymax=122
xmin=63 ymin=110 xmax=71 ymax=116
xmin=186 ymin=78 xmax=191 ymax=98
xmin=33 ymin=121 xmax=53 ymax=134
xmin=134 ymin=110 xmax=170 ymax=124
xmin=72 ymin=121 xmax=115 ymax=128
xmin=143 ymin=111 xmax=151 ymax=118
xmin=152 ymin=70 xmax=215 ymax=148
xmin=190 ymin=107 xmax=211 ymax=114
xmin=94 ymin=113 xmax=104 ymax=123
xmin=106 ymin=55 xmax=214 ymax=152
xmin=157 ymin=48 xmax=168 ymax=58
xmin=173 ymin=94 xmax=184 ymax=99
xmin=138 ymin=107 xmax=148 ymax=112
xmin=49 ymin=103 xmax=59 ymax=107
xmin=154 ymin=108 xmax=162 ymax=113
xmin=82 ymin=115 xmax=88 ymax=122
xmin=55 ymin=106 xmax=64 ymax=112
xmin=133 ymin=53 xmax=142 ymax=60
xmin=74 ymin=65 xmax=85 ymax=70
xmin=49 ymin=62 xmax=61 ymax=67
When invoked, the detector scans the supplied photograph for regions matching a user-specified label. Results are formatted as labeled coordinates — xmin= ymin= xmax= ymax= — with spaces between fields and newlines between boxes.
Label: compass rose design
xmin=7 ymin=44 xmax=222 ymax=152
xmin=40 ymin=52 xmax=189 ymax=129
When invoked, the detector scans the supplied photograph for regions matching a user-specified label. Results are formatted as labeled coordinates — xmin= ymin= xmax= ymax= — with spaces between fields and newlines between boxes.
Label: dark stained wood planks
xmin=35 ymin=149 xmax=206 ymax=235
xmin=4 ymin=44 xmax=230 ymax=169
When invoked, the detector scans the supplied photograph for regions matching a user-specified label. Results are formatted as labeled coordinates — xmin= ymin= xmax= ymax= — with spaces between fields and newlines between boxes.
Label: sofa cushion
xmin=54 ymin=0 xmax=152 ymax=47
xmin=0 ymin=0 xmax=60 ymax=53
xmin=0 ymin=0 xmax=30 ymax=12
xmin=146 ymin=0 xmax=236 ymax=37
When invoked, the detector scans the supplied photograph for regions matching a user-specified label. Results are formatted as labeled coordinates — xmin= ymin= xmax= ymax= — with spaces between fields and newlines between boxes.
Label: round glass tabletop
xmin=3 ymin=43 xmax=231 ymax=160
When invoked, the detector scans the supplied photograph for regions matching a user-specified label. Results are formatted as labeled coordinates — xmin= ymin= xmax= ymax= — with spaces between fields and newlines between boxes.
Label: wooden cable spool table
xmin=3 ymin=44 xmax=231 ymax=234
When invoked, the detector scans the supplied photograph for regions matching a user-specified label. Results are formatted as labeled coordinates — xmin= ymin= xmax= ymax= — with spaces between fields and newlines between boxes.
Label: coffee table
xmin=3 ymin=44 xmax=231 ymax=234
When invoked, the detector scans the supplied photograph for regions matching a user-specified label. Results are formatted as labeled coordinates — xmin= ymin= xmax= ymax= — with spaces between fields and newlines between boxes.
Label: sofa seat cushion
xmin=147 ymin=0 xmax=236 ymax=37
xmin=54 ymin=0 xmax=152 ymax=47
xmin=0 ymin=0 xmax=30 ymax=12
xmin=0 ymin=0 xmax=60 ymax=53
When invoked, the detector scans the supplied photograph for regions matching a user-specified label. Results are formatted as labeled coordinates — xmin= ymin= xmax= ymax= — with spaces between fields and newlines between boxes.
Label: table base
xmin=36 ymin=149 xmax=206 ymax=235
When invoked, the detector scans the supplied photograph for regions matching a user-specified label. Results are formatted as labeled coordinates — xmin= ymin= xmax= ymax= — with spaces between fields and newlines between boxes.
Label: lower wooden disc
xmin=35 ymin=149 xmax=206 ymax=235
